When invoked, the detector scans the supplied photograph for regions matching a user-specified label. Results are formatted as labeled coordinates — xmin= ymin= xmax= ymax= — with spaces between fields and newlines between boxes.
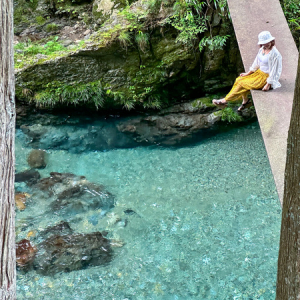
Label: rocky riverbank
xmin=16 ymin=97 xmax=256 ymax=152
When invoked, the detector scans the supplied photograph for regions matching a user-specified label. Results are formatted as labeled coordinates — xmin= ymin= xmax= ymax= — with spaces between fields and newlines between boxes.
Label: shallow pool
xmin=15 ymin=117 xmax=281 ymax=300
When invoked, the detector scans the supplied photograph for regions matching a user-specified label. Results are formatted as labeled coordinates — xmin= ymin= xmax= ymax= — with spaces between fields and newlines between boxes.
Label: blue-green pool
xmin=15 ymin=117 xmax=281 ymax=300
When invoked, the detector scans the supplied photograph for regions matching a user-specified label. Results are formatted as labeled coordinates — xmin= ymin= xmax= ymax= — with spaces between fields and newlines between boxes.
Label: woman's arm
xmin=267 ymin=51 xmax=282 ymax=89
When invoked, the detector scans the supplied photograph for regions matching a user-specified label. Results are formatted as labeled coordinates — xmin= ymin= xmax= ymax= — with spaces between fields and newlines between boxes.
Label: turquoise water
xmin=15 ymin=118 xmax=281 ymax=300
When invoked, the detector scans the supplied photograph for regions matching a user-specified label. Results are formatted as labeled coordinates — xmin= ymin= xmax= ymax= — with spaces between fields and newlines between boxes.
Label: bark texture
xmin=276 ymin=54 xmax=300 ymax=299
xmin=0 ymin=0 xmax=16 ymax=299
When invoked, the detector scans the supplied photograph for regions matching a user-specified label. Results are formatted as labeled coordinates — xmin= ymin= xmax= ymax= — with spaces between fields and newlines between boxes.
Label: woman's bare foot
xmin=212 ymin=99 xmax=227 ymax=107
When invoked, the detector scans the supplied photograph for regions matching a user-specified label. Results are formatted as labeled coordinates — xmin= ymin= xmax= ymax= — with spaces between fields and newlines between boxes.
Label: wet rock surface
xmin=50 ymin=181 xmax=115 ymax=213
xmin=17 ymin=98 xmax=256 ymax=151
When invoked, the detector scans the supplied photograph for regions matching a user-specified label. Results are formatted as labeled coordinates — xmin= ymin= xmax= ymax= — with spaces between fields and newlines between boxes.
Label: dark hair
xmin=259 ymin=40 xmax=275 ymax=48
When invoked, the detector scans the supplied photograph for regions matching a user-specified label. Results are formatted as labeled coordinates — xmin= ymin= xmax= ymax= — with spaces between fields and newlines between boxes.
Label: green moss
xmin=14 ymin=37 xmax=69 ymax=69
xmin=45 ymin=23 xmax=59 ymax=32
xmin=191 ymin=97 xmax=215 ymax=108
xmin=36 ymin=16 xmax=46 ymax=25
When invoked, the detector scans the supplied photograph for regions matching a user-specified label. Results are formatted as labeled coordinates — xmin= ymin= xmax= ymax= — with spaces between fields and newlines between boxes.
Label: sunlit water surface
xmin=15 ymin=119 xmax=281 ymax=300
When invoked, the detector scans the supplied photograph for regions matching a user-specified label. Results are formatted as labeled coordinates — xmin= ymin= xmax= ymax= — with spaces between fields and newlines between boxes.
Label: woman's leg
xmin=225 ymin=82 xmax=250 ymax=102
xmin=213 ymin=70 xmax=267 ymax=107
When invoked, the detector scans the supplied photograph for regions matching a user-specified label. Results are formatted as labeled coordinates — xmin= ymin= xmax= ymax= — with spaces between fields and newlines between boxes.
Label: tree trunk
xmin=276 ymin=54 xmax=300 ymax=298
xmin=0 ymin=0 xmax=16 ymax=299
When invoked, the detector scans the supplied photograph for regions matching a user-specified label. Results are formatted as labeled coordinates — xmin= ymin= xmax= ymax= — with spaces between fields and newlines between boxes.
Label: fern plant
xmin=221 ymin=107 xmax=242 ymax=123
xmin=135 ymin=31 xmax=149 ymax=52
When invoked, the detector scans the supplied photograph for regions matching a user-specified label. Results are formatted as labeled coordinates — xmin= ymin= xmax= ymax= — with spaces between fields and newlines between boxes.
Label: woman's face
xmin=263 ymin=42 xmax=272 ymax=49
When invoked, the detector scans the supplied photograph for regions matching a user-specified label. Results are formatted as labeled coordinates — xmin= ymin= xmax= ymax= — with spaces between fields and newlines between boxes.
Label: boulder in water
xmin=27 ymin=149 xmax=48 ymax=169
xmin=16 ymin=239 xmax=38 ymax=267
xmin=33 ymin=172 xmax=86 ymax=194
xmin=31 ymin=172 xmax=115 ymax=214
xmin=50 ymin=181 xmax=115 ymax=213
xmin=20 ymin=124 xmax=47 ymax=141
xmin=15 ymin=169 xmax=41 ymax=184
xmin=33 ymin=232 xmax=113 ymax=275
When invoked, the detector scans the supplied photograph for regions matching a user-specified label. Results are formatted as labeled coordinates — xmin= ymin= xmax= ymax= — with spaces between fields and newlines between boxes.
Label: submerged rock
xmin=51 ymin=182 xmax=115 ymax=212
xmin=27 ymin=149 xmax=48 ymax=168
xmin=31 ymin=172 xmax=115 ymax=216
xmin=17 ymin=97 xmax=256 ymax=152
xmin=117 ymin=112 xmax=212 ymax=146
xmin=33 ymin=173 xmax=64 ymax=192
xmin=33 ymin=232 xmax=113 ymax=275
xmin=32 ymin=172 xmax=85 ymax=194
xmin=40 ymin=221 xmax=74 ymax=240
xmin=15 ymin=192 xmax=30 ymax=210
xmin=20 ymin=124 xmax=48 ymax=142
xmin=15 ymin=169 xmax=41 ymax=184
xmin=16 ymin=239 xmax=38 ymax=268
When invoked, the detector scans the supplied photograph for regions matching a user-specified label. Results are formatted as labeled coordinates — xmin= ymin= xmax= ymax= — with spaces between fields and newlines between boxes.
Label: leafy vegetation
xmin=45 ymin=23 xmax=59 ymax=33
xmin=220 ymin=107 xmax=242 ymax=122
xmin=118 ymin=31 xmax=132 ymax=49
xmin=214 ymin=106 xmax=243 ymax=123
xmin=31 ymin=81 xmax=105 ymax=108
xmin=135 ymin=31 xmax=150 ymax=52
xmin=281 ymin=0 xmax=300 ymax=46
xmin=199 ymin=34 xmax=230 ymax=52
xmin=14 ymin=0 xmax=39 ymax=27
xmin=118 ymin=0 xmax=230 ymax=52
xmin=164 ymin=0 xmax=230 ymax=50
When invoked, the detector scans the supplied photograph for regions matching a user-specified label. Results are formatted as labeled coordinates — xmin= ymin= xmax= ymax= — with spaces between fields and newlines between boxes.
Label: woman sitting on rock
xmin=212 ymin=31 xmax=282 ymax=111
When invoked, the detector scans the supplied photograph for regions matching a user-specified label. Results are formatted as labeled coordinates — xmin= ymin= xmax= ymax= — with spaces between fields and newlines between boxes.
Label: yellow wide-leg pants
xmin=225 ymin=69 xmax=269 ymax=102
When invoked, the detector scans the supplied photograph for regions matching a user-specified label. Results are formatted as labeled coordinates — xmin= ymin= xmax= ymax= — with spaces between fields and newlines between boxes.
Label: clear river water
xmin=15 ymin=112 xmax=281 ymax=300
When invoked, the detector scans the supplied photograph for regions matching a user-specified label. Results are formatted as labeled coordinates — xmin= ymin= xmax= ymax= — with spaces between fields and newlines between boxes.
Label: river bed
xmin=15 ymin=114 xmax=281 ymax=300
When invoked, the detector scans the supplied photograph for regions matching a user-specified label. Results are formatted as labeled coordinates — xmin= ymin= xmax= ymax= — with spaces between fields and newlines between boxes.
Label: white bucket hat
xmin=257 ymin=31 xmax=275 ymax=45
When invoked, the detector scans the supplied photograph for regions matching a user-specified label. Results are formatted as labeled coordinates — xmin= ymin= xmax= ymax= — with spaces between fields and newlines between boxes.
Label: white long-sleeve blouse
xmin=249 ymin=46 xmax=282 ymax=89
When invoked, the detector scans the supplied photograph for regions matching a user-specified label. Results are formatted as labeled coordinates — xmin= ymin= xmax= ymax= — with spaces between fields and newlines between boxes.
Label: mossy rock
xmin=191 ymin=97 xmax=215 ymax=109
xmin=92 ymin=0 xmax=128 ymax=25
xmin=14 ymin=0 xmax=242 ymax=111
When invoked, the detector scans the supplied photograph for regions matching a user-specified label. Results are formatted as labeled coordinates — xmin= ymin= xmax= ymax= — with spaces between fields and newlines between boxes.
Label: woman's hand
xmin=240 ymin=71 xmax=253 ymax=77
xmin=262 ymin=83 xmax=271 ymax=91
